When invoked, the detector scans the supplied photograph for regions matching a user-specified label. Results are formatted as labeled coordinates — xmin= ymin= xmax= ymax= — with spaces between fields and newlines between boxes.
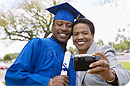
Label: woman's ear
xmin=92 ymin=34 xmax=94 ymax=38
xmin=91 ymin=34 xmax=94 ymax=40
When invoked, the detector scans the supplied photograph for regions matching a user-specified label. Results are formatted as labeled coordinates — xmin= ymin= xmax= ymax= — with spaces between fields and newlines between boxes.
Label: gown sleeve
xmin=5 ymin=38 xmax=50 ymax=86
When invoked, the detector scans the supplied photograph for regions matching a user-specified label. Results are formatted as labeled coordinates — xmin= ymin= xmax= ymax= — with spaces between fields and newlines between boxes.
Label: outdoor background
xmin=0 ymin=0 xmax=130 ymax=86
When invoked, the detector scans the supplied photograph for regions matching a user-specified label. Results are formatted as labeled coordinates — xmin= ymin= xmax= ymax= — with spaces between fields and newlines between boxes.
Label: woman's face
xmin=73 ymin=23 xmax=94 ymax=54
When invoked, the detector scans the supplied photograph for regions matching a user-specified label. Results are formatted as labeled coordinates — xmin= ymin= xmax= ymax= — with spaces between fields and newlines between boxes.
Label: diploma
xmin=61 ymin=51 xmax=71 ymax=75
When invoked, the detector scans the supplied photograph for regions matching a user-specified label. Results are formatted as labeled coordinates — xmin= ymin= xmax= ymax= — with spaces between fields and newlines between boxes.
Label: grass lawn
xmin=120 ymin=62 xmax=130 ymax=70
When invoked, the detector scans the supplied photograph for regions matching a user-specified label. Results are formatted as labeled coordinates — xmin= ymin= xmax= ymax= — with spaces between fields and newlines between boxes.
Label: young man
xmin=72 ymin=18 xmax=130 ymax=86
xmin=5 ymin=2 xmax=85 ymax=86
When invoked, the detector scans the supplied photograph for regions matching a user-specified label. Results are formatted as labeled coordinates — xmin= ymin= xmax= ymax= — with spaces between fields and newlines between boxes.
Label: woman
xmin=72 ymin=18 xmax=130 ymax=86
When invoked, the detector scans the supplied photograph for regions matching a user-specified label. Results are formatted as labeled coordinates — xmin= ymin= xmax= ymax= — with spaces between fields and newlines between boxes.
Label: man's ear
xmin=51 ymin=29 xmax=53 ymax=33
xmin=51 ymin=24 xmax=54 ymax=32
xmin=51 ymin=20 xmax=55 ymax=32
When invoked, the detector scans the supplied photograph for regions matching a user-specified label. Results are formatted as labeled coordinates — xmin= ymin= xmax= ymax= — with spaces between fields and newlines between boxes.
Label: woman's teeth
xmin=78 ymin=42 xmax=85 ymax=44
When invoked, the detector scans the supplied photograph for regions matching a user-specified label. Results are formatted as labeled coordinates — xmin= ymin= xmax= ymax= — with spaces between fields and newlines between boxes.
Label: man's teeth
xmin=78 ymin=42 xmax=85 ymax=44
xmin=59 ymin=33 xmax=66 ymax=37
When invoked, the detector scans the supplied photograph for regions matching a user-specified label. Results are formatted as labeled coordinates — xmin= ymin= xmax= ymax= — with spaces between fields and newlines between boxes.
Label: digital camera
xmin=74 ymin=54 xmax=101 ymax=71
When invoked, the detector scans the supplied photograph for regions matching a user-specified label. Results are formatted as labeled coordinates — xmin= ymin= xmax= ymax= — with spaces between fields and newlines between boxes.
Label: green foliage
xmin=120 ymin=62 xmax=130 ymax=70
xmin=114 ymin=28 xmax=130 ymax=50
xmin=0 ymin=18 xmax=8 ymax=27
xmin=108 ymin=42 xmax=114 ymax=47
xmin=4 ymin=54 xmax=12 ymax=60
xmin=96 ymin=39 xmax=104 ymax=46
xmin=0 ymin=58 xmax=3 ymax=61
xmin=68 ymin=47 xmax=78 ymax=54
xmin=3 ymin=81 xmax=5 ymax=85
xmin=3 ymin=53 xmax=19 ymax=61
xmin=107 ymin=28 xmax=130 ymax=51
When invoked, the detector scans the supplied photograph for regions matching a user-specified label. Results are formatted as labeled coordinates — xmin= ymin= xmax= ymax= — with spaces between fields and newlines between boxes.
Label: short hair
xmin=72 ymin=18 xmax=95 ymax=35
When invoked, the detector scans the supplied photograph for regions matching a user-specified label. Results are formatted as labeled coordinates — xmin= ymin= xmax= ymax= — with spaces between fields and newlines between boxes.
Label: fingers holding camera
xmin=88 ymin=52 xmax=115 ymax=81
xmin=88 ymin=59 xmax=109 ymax=74
xmin=89 ymin=60 xmax=109 ymax=68
xmin=87 ymin=65 xmax=114 ymax=81
xmin=48 ymin=75 xmax=69 ymax=86
xmin=92 ymin=52 xmax=109 ymax=67
xmin=87 ymin=64 xmax=108 ymax=74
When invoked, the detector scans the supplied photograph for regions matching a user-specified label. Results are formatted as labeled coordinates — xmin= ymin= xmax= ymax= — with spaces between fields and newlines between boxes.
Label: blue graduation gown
xmin=5 ymin=37 xmax=76 ymax=86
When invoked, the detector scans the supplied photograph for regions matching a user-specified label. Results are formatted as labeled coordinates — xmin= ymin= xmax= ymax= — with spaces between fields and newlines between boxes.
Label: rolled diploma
xmin=61 ymin=51 xmax=71 ymax=75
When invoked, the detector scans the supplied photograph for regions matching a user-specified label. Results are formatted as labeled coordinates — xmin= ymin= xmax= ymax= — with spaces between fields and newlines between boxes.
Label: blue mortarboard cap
xmin=46 ymin=2 xmax=85 ymax=23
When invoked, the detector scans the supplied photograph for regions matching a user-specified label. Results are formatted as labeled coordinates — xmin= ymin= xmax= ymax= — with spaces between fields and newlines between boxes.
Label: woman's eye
xmin=73 ymin=33 xmax=78 ymax=36
xmin=84 ymin=32 xmax=88 ymax=35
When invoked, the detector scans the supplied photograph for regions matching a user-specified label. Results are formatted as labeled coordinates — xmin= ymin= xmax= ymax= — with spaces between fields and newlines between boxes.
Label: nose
xmin=77 ymin=33 xmax=84 ymax=40
xmin=61 ymin=24 xmax=68 ymax=31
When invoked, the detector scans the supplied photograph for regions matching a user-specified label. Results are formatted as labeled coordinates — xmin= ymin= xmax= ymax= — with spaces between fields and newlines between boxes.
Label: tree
xmin=0 ymin=0 xmax=68 ymax=41
xmin=113 ymin=28 xmax=130 ymax=51
xmin=96 ymin=39 xmax=104 ymax=46
xmin=108 ymin=42 xmax=114 ymax=47
xmin=4 ymin=54 xmax=12 ymax=60
xmin=3 ymin=53 xmax=19 ymax=60
xmin=95 ymin=0 xmax=117 ymax=6
xmin=115 ymin=28 xmax=127 ymax=42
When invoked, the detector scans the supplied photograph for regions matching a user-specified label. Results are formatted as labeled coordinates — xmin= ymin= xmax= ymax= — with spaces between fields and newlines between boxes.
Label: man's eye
xmin=67 ymin=25 xmax=72 ymax=28
xmin=66 ymin=23 xmax=72 ymax=28
xmin=57 ymin=24 xmax=62 ymax=26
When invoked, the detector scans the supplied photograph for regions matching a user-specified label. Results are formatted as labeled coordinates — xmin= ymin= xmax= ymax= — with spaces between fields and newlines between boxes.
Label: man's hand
xmin=87 ymin=52 xmax=115 ymax=81
xmin=48 ymin=75 xmax=69 ymax=86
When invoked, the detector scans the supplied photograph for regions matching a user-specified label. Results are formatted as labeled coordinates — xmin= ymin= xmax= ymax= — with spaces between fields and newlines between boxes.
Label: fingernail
xmin=92 ymin=53 xmax=95 ymax=55
xmin=87 ymin=70 xmax=90 ymax=73
xmin=89 ymin=64 xmax=92 ymax=67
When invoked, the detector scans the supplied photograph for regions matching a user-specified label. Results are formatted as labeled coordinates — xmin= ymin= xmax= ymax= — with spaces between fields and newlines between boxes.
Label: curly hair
xmin=72 ymin=18 xmax=95 ymax=35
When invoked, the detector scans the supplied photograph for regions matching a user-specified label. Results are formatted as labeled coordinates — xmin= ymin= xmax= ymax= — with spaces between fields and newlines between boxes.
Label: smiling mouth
xmin=59 ymin=33 xmax=68 ymax=38
xmin=77 ymin=42 xmax=86 ymax=45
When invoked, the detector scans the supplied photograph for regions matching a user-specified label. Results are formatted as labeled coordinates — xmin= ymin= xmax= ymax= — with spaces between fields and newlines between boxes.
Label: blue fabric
xmin=68 ymin=58 xmax=76 ymax=86
xmin=54 ymin=9 xmax=74 ymax=23
xmin=5 ymin=37 xmax=76 ymax=86
xmin=46 ymin=2 xmax=85 ymax=22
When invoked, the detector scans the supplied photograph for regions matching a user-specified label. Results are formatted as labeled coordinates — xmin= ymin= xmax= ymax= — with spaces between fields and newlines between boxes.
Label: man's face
xmin=73 ymin=23 xmax=94 ymax=54
xmin=52 ymin=19 xmax=72 ymax=43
